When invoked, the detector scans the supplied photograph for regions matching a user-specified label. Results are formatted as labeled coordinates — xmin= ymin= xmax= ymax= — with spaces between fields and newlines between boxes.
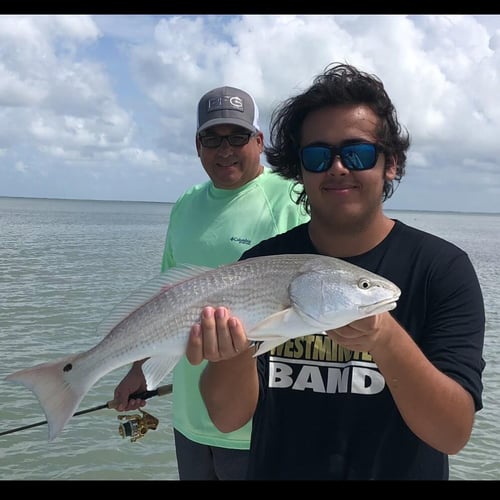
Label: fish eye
xmin=358 ymin=278 xmax=371 ymax=289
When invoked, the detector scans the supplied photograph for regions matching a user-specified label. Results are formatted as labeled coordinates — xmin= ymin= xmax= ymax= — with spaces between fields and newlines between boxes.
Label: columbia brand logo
xmin=230 ymin=236 xmax=251 ymax=246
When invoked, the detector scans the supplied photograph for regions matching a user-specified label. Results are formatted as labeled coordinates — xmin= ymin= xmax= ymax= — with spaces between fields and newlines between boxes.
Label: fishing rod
xmin=0 ymin=383 xmax=172 ymax=440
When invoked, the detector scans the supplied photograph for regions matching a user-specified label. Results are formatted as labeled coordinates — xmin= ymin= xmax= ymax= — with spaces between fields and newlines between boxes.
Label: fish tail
xmin=5 ymin=354 xmax=92 ymax=442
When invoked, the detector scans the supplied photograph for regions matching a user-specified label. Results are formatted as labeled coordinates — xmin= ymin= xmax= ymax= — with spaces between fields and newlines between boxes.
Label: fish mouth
xmin=359 ymin=295 xmax=400 ymax=315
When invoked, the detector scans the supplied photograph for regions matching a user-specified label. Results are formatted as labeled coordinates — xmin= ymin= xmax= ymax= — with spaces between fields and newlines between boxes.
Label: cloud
xmin=0 ymin=14 xmax=499 ymax=212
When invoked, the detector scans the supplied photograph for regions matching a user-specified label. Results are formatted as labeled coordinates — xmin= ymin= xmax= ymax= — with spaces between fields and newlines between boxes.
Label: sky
xmin=1 ymin=14 xmax=500 ymax=213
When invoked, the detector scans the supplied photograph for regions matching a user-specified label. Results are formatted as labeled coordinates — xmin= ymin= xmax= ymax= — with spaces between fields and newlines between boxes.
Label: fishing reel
xmin=117 ymin=409 xmax=159 ymax=443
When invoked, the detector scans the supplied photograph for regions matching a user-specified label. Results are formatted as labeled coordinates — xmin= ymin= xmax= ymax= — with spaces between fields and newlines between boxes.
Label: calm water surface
xmin=0 ymin=197 xmax=498 ymax=480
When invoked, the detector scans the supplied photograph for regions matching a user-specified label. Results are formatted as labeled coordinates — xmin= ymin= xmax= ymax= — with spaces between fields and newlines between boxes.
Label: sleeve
xmin=160 ymin=200 xmax=181 ymax=272
xmin=425 ymin=251 xmax=486 ymax=411
xmin=160 ymin=227 xmax=175 ymax=272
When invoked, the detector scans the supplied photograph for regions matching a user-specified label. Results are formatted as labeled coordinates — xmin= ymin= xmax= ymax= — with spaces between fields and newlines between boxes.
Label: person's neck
xmin=308 ymin=210 xmax=394 ymax=258
xmin=242 ymin=164 xmax=264 ymax=186
xmin=254 ymin=164 xmax=265 ymax=178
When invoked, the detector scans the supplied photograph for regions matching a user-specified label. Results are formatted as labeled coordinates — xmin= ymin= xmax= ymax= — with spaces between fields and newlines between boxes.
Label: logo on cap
xmin=207 ymin=95 xmax=244 ymax=113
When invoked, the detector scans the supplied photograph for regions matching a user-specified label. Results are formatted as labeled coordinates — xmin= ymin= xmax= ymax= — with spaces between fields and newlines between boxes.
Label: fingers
xmin=113 ymin=386 xmax=129 ymax=411
xmin=185 ymin=306 xmax=250 ymax=365
xmin=112 ymin=394 xmax=146 ymax=412
xmin=112 ymin=372 xmax=147 ymax=412
xmin=326 ymin=313 xmax=391 ymax=352
xmin=203 ymin=307 xmax=234 ymax=360
xmin=186 ymin=322 xmax=204 ymax=365
xmin=122 ymin=398 xmax=146 ymax=412
xmin=227 ymin=315 xmax=252 ymax=353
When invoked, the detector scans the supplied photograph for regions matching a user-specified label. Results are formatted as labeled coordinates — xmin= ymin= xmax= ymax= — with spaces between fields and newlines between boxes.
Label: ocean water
xmin=0 ymin=197 xmax=498 ymax=480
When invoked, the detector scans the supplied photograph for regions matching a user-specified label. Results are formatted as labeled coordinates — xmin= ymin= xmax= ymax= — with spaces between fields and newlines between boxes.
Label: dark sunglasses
xmin=300 ymin=142 xmax=381 ymax=172
xmin=199 ymin=133 xmax=254 ymax=148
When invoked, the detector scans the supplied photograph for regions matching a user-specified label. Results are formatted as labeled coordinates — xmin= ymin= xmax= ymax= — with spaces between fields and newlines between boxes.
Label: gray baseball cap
xmin=197 ymin=86 xmax=260 ymax=134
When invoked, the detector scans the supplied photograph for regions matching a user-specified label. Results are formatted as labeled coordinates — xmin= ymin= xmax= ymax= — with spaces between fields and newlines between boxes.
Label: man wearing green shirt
xmin=112 ymin=86 xmax=309 ymax=479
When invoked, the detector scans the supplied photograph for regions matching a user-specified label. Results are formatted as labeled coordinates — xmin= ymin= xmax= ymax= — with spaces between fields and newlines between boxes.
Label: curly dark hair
xmin=265 ymin=62 xmax=410 ymax=213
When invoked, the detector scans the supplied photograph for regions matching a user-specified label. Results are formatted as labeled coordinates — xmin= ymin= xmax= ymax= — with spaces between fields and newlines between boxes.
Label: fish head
xmin=289 ymin=257 xmax=401 ymax=330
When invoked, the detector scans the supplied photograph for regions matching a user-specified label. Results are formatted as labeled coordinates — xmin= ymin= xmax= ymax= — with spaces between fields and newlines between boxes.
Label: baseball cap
xmin=197 ymin=86 xmax=260 ymax=134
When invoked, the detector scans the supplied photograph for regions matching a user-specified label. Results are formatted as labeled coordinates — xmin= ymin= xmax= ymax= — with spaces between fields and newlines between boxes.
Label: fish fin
xmin=248 ymin=308 xmax=329 ymax=357
xmin=5 ymin=354 xmax=91 ymax=442
xmin=248 ymin=309 xmax=309 ymax=357
xmin=96 ymin=264 xmax=214 ymax=337
xmin=248 ymin=307 xmax=317 ymax=342
xmin=141 ymin=354 xmax=182 ymax=390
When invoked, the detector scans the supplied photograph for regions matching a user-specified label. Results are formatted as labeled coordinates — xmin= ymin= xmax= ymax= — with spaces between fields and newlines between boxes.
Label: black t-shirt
xmin=240 ymin=220 xmax=485 ymax=480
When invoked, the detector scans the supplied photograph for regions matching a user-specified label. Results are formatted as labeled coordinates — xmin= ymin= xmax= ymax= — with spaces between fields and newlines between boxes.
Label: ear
xmin=384 ymin=154 xmax=398 ymax=181
xmin=255 ymin=131 xmax=264 ymax=151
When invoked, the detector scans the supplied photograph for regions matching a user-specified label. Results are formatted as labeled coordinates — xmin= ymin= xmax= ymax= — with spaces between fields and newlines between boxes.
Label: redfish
xmin=6 ymin=254 xmax=401 ymax=441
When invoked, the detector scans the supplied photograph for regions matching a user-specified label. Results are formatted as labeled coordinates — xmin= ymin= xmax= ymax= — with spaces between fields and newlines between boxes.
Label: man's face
xmin=300 ymin=104 xmax=396 ymax=227
xmin=196 ymin=124 xmax=264 ymax=189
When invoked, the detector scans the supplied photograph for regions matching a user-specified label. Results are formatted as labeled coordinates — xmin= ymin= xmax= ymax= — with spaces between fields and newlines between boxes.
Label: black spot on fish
xmin=63 ymin=363 xmax=73 ymax=372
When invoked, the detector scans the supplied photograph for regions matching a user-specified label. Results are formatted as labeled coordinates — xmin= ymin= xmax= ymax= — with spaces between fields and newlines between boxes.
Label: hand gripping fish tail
xmin=5 ymin=253 xmax=401 ymax=442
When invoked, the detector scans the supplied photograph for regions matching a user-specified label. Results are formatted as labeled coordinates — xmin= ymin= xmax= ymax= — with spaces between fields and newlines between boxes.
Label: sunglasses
xmin=199 ymin=133 xmax=254 ymax=148
xmin=300 ymin=142 xmax=381 ymax=172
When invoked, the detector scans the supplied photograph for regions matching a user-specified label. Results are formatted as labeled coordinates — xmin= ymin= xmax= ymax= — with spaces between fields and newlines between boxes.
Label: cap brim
xmin=197 ymin=118 xmax=257 ymax=134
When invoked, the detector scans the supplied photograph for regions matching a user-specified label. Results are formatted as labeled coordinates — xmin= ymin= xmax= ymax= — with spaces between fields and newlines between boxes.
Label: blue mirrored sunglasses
xmin=300 ymin=142 xmax=381 ymax=172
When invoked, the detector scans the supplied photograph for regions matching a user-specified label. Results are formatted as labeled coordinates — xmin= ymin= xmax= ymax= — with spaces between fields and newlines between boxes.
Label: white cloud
xmin=0 ymin=14 xmax=499 ymax=212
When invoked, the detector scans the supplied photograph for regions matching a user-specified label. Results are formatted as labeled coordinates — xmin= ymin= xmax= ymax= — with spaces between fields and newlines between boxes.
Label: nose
xmin=217 ymin=137 xmax=234 ymax=155
xmin=327 ymin=154 xmax=348 ymax=174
